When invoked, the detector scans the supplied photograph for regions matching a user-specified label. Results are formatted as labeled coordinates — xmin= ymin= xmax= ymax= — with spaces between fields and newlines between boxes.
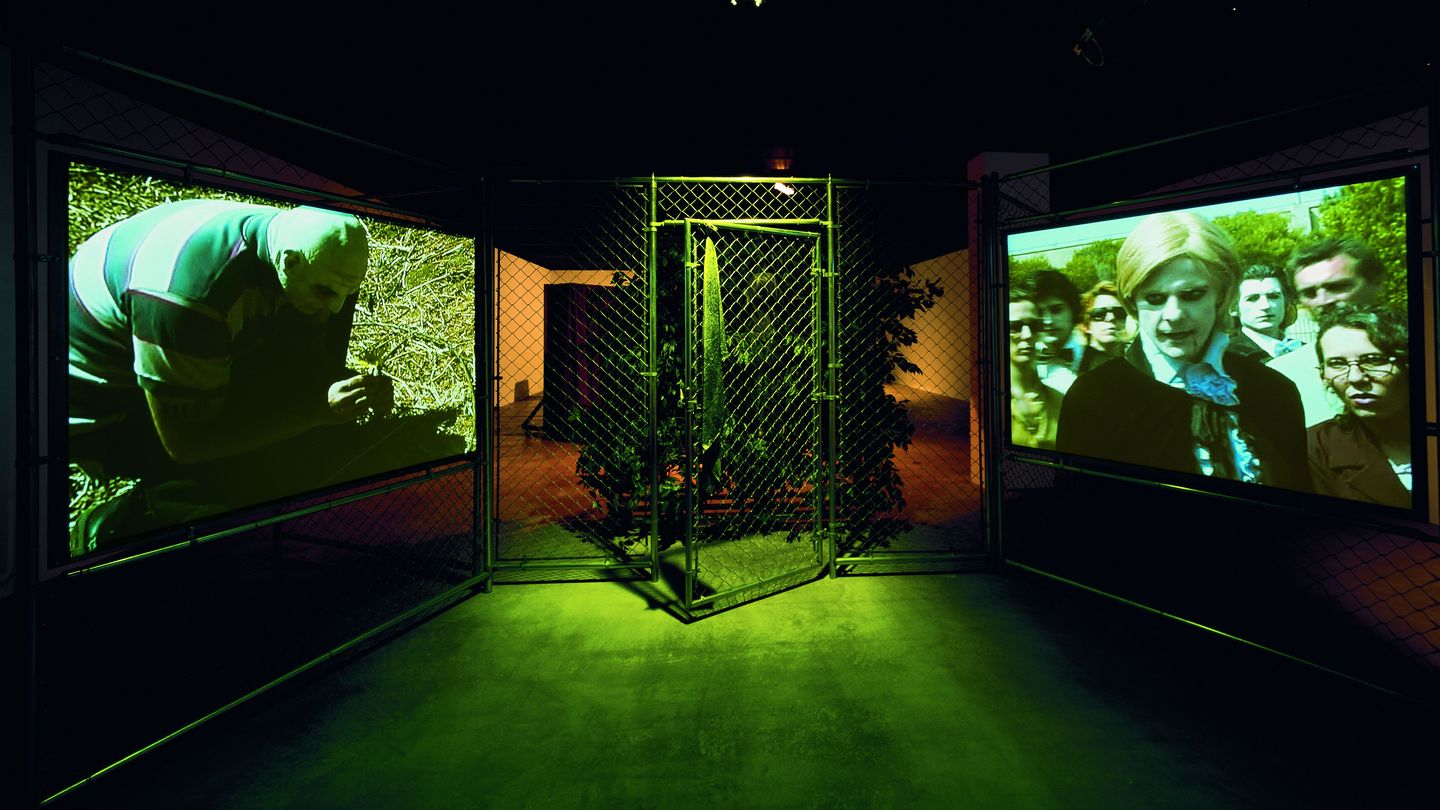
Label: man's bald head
xmin=269 ymin=206 xmax=369 ymax=316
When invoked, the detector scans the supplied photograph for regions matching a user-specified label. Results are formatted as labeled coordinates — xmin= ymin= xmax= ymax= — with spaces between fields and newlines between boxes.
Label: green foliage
xmin=573 ymin=226 xmax=942 ymax=553
xmin=1062 ymin=237 xmax=1123 ymax=292
xmin=1316 ymin=177 xmax=1409 ymax=312
xmin=1007 ymin=254 xmax=1054 ymax=288
xmin=834 ymin=259 xmax=942 ymax=554
xmin=1212 ymin=210 xmax=1302 ymax=271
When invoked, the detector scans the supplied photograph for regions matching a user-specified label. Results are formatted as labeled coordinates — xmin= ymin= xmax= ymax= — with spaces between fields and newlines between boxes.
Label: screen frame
xmin=49 ymin=152 xmax=479 ymax=570
xmin=1000 ymin=164 xmax=1429 ymax=524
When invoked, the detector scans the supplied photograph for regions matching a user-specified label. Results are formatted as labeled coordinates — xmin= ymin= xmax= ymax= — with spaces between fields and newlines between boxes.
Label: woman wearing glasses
xmin=1009 ymin=282 xmax=1064 ymax=450
xmin=1306 ymin=305 xmax=1412 ymax=507
xmin=1056 ymin=211 xmax=1310 ymax=491
xmin=1076 ymin=280 xmax=1129 ymax=373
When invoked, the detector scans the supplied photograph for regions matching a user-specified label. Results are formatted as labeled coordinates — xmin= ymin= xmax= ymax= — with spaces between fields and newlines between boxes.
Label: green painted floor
xmin=53 ymin=572 xmax=1438 ymax=809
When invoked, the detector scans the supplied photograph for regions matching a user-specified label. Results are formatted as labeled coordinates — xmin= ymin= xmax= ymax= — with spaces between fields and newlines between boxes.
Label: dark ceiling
xmin=11 ymin=0 xmax=1435 ymax=222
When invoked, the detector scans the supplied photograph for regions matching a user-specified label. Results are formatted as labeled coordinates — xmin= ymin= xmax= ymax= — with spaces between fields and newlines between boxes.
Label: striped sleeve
xmin=128 ymin=289 xmax=231 ymax=397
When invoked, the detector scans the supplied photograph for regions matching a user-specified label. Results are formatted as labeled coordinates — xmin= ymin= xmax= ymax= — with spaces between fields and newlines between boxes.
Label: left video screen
xmin=64 ymin=160 xmax=476 ymax=562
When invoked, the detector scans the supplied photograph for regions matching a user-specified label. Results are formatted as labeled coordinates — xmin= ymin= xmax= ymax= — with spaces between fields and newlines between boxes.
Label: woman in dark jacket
xmin=1056 ymin=212 xmax=1310 ymax=492
xmin=1306 ymin=305 xmax=1413 ymax=508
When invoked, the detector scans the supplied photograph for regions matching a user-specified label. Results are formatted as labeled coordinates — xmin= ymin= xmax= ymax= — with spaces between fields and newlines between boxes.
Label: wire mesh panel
xmin=36 ymin=467 xmax=480 ymax=802
xmin=682 ymin=223 xmax=825 ymax=610
xmin=491 ymin=182 xmax=653 ymax=578
xmin=657 ymin=179 xmax=828 ymax=223
xmin=31 ymin=61 xmax=344 ymax=191
xmin=832 ymin=183 xmax=983 ymax=571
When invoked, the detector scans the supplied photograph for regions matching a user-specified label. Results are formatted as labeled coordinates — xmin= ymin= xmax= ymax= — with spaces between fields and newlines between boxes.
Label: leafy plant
xmin=573 ymin=225 xmax=942 ymax=555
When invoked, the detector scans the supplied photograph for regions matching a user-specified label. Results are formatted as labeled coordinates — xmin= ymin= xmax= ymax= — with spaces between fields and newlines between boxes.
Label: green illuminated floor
xmin=54 ymin=572 xmax=1437 ymax=808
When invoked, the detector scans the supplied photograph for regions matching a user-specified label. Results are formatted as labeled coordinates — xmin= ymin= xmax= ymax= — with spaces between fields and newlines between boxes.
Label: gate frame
xmin=672 ymin=216 xmax=831 ymax=612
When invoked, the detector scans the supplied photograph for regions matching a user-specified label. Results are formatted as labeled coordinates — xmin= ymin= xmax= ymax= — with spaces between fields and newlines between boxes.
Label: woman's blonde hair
xmin=1114 ymin=211 xmax=1240 ymax=333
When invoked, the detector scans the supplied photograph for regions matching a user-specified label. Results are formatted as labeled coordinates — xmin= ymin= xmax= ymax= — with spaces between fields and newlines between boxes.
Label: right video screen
xmin=1005 ymin=171 xmax=1424 ymax=514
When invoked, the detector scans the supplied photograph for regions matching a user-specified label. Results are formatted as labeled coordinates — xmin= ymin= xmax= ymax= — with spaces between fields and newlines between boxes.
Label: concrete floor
xmin=51 ymin=571 xmax=1439 ymax=809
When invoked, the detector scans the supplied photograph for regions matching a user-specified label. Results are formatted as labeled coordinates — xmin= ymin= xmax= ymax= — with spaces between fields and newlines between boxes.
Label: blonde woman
xmin=1056 ymin=212 xmax=1310 ymax=490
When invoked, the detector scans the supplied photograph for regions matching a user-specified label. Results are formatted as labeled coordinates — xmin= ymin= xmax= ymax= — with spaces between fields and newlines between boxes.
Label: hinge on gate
xmin=639 ymin=371 xmax=659 ymax=378
xmin=31 ymin=253 xmax=65 ymax=264
xmin=811 ymin=392 xmax=840 ymax=402
xmin=810 ymin=266 xmax=833 ymax=278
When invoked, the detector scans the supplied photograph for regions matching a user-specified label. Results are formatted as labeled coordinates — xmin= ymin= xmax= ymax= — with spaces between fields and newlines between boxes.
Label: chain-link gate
xmin=490 ymin=178 xmax=980 ymax=610
xmin=678 ymin=221 xmax=827 ymax=610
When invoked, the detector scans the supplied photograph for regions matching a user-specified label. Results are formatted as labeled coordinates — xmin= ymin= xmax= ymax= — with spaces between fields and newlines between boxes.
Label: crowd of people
xmin=1009 ymin=211 xmax=1414 ymax=509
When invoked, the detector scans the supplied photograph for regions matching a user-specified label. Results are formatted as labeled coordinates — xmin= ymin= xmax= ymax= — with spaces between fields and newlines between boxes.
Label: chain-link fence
xmin=990 ymin=101 xmax=1440 ymax=702
xmin=19 ymin=52 xmax=483 ymax=802
xmin=833 ymin=182 xmax=985 ymax=573
xmin=487 ymin=179 xmax=981 ymax=611
xmin=489 ymin=181 xmax=652 ymax=581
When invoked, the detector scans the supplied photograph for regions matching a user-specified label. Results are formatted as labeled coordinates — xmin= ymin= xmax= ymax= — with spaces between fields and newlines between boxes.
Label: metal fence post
xmin=479 ymin=177 xmax=495 ymax=591
xmin=979 ymin=171 xmax=1005 ymax=571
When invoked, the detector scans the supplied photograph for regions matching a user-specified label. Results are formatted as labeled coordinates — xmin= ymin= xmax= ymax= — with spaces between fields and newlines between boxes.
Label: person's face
xmin=1236 ymin=277 xmax=1287 ymax=337
xmin=1085 ymin=293 xmax=1126 ymax=348
xmin=281 ymin=253 xmax=362 ymax=317
xmin=1035 ymin=296 xmax=1074 ymax=349
xmin=1009 ymin=301 xmax=1041 ymax=366
xmin=1134 ymin=257 xmax=1217 ymax=363
xmin=1318 ymin=326 xmax=1407 ymax=423
xmin=1294 ymin=254 xmax=1375 ymax=313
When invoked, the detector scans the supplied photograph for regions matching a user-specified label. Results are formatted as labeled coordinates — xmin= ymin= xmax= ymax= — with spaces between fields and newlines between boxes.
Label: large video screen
xmin=1005 ymin=172 xmax=1422 ymax=514
xmin=63 ymin=160 xmax=476 ymax=561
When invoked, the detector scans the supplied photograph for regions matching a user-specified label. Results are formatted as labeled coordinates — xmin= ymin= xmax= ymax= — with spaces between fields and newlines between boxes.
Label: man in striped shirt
xmin=69 ymin=199 xmax=392 ymax=545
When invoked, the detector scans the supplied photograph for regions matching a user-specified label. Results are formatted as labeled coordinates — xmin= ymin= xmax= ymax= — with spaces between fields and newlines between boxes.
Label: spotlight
xmin=773 ymin=182 xmax=797 ymax=196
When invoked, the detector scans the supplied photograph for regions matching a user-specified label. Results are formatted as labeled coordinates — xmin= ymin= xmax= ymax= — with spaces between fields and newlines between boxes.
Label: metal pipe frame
xmin=39 ymin=570 xmax=489 ymax=808
xmin=1002 ymin=83 xmax=1419 ymax=182
xmin=810 ymin=225 xmax=825 ymax=570
xmin=648 ymin=176 xmax=661 ymax=582
xmin=66 ymin=462 xmax=476 ymax=577
xmin=1005 ymin=559 xmax=1424 ymax=704
xmin=1004 ymin=148 xmax=1424 ymax=230
xmin=58 ymin=47 xmax=462 ymax=178
xmin=479 ymin=180 xmax=495 ymax=591
xmin=825 ymin=177 xmax=839 ymax=577
xmin=36 ymin=134 xmax=469 ymax=234
xmin=836 ymin=551 xmax=989 ymax=568
xmin=1430 ymin=64 xmax=1440 ymax=529
xmin=9 ymin=43 xmax=40 ymax=810
xmin=979 ymin=172 xmax=1006 ymax=570
xmin=697 ymin=221 xmax=820 ymax=238
xmin=654 ymin=218 xmax=829 ymax=228
xmin=686 ymin=566 xmax=826 ymax=610
xmin=490 ymin=559 xmax=655 ymax=571
xmin=682 ymin=220 xmax=697 ymax=610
